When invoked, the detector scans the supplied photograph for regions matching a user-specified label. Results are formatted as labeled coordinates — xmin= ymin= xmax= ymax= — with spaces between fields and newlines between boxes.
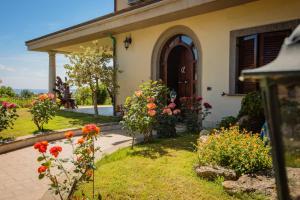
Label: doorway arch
xmin=151 ymin=26 xmax=202 ymax=98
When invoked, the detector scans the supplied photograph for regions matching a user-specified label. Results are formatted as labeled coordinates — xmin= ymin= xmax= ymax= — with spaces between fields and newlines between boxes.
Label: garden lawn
xmin=76 ymin=134 xmax=266 ymax=200
xmin=0 ymin=108 xmax=120 ymax=138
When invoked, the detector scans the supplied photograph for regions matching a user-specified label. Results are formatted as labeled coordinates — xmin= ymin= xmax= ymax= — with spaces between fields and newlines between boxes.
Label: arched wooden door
xmin=160 ymin=35 xmax=198 ymax=99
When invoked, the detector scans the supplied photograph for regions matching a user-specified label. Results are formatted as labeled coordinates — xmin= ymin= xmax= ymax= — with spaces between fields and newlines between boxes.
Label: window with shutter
xmin=237 ymin=35 xmax=258 ymax=94
xmin=236 ymin=30 xmax=291 ymax=94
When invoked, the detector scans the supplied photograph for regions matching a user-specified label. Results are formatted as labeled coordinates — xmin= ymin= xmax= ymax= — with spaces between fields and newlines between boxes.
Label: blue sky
xmin=0 ymin=0 xmax=113 ymax=89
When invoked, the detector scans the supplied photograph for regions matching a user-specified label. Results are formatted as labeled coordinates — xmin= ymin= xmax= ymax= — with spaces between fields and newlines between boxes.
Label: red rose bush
xmin=0 ymin=101 xmax=18 ymax=143
xmin=34 ymin=124 xmax=101 ymax=199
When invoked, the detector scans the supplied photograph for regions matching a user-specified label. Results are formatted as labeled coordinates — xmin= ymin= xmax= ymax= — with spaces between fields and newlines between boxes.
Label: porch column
xmin=48 ymin=51 xmax=56 ymax=93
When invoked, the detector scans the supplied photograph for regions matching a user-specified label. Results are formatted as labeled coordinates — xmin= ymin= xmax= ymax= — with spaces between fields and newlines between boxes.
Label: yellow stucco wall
xmin=115 ymin=0 xmax=300 ymax=127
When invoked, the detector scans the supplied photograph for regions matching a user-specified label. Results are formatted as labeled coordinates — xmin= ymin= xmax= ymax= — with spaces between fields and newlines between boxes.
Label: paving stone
xmin=0 ymin=129 xmax=136 ymax=200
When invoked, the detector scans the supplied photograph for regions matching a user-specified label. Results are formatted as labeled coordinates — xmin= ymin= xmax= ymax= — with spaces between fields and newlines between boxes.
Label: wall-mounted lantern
xmin=123 ymin=36 xmax=132 ymax=50
xmin=241 ymin=25 xmax=300 ymax=200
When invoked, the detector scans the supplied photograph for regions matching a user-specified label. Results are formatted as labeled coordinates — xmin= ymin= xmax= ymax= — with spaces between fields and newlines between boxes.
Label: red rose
xmin=34 ymin=141 xmax=48 ymax=153
xmin=203 ymin=102 xmax=212 ymax=109
xmin=49 ymin=146 xmax=62 ymax=158
xmin=38 ymin=166 xmax=48 ymax=174
xmin=82 ymin=124 xmax=100 ymax=136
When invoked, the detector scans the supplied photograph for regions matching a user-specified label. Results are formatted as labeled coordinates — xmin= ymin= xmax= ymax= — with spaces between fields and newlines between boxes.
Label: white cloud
xmin=0 ymin=64 xmax=15 ymax=72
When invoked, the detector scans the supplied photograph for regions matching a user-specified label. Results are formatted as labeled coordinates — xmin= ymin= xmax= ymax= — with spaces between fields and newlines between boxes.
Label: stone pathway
xmin=0 ymin=129 xmax=134 ymax=200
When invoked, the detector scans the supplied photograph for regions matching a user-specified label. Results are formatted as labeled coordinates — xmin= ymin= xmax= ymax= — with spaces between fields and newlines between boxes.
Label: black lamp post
xmin=242 ymin=25 xmax=300 ymax=200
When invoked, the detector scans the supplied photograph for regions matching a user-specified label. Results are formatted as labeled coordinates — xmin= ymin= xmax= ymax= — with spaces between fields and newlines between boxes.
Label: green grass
xmin=75 ymin=134 xmax=266 ymax=200
xmin=0 ymin=108 xmax=120 ymax=138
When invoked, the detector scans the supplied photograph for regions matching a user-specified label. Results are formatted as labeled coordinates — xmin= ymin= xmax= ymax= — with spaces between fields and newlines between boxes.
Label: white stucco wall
xmin=115 ymin=0 xmax=300 ymax=127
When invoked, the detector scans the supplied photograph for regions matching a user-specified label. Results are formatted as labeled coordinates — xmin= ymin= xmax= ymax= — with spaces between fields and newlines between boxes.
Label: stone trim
xmin=229 ymin=19 xmax=300 ymax=95
xmin=151 ymin=25 xmax=202 ymax=97
xmin=0 ymin=122 xmax=120 ymax=154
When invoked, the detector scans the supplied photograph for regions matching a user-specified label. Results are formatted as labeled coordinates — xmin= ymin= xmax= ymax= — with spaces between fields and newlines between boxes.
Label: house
xmin=25 ymin=0 xmax=300 ymax=127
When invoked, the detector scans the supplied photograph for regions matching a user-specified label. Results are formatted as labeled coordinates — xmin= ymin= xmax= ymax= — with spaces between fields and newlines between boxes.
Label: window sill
xmin=222 ymin=92 xmax=246 ymax=97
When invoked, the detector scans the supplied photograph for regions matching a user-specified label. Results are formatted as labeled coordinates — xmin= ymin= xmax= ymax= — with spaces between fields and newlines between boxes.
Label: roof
xmin=25 ymin=0 xmax=162 ymax=44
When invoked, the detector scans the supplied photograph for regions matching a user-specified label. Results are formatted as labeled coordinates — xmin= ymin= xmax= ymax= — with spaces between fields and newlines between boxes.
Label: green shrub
xmin=197 ymin=126 xmax=272 ymax=175
xmin=20 ymin=89 xmax=34 ymax=99
xmin=218 ymin=116 xmax=238 ymax=129
xmin=238 ymin=92 xmax=265 ymax=133
xmin=0 ymin=97 xmax=34 ymax=108
xmin=74 ymin=87 xmax=92 ymax=105
xmin=74 ymin=86 xmax=110 ymax=105
xmin=96 ymin=84 xmax=108 ymax=105
xmin=180 ymin=96 xmax=212 ymax=133
xmin=0 ymin=101 xmax=18 ymax=132
xmin=0 ymin=86 xmax=16 ymax=97
xmin=155 ymin=102 xmax=181 ymax=138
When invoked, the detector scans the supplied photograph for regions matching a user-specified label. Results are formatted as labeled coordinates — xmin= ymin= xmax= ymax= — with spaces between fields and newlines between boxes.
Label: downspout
xmin=109 ymin=34 xmax=117 ymax=116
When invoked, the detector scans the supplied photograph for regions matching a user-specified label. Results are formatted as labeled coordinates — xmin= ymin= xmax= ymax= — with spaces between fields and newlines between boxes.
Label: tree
xmin=64 ymin=41 xmax=119 ymax=116
xmin=0 ymin=86 xmax=16 ymax=97
xmin=20 ymin=89 xmax=34 ymax=99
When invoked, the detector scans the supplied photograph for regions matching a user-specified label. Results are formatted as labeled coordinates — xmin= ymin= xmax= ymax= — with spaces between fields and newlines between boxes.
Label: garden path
xmin=0 ymin=129 xmax=134 ymax=200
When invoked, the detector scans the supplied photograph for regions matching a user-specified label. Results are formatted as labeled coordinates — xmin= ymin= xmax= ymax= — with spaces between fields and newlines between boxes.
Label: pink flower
xmin=1 ymin=101 xmax=8 ymax=108
xmin=147 ymin=97 xmax=155 ymax=103
xmin=148 ymin=109 xmax=156 ymax=117
xmin=168 ymin=103 xmax=176 ymax=109
xmin=173 ymin=109 xmax=181 ymax=115
xmin=163 ymin=108 xmax=172 ymax=116
xmin=203 ymin=102 xmax=212 ymax=109
xmin=196 ymin=96 xmax=203 ymax=101
xmin=47 ymin=93 xmax=55 ymax=99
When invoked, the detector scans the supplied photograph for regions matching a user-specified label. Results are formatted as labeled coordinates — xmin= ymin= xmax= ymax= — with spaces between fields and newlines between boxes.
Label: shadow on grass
xmin=56 ymin=110 xmax=121 ymax=126
xmin=98 ymin=133 xmax=198 ymax=166
xmin=128 ymin=133 xmax=198 ymax=159
xmin=33 ymin=129 xmax=54 ymax=135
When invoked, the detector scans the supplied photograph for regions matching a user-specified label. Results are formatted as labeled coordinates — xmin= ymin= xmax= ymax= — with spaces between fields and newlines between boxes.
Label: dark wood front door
xmin=167 ymin=46 xmax=193 ymax=98
xmin=160 ymin=35 xmax=197 ymax=100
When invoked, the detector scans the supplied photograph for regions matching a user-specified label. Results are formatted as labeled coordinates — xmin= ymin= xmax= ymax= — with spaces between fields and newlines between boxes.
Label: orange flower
xmin=147 ymin=103 xmax=157 ymax=110
xmin=82 ymin=124 xmax=100 ymax=136
xmin=38 ymin=166 xmax=48 ymax=174
xmin=77 ymin=138 xmax=85 ymax=144
xmin=64 ymin=131 xmax=74 ymax=139
xmin=148 ymin=109 xmax=156 ymax=117
xmin=163 ymin=108 xmax=172 ymax=115
xmin=86 ymin=169 xmax=93 ymax=177
xmin=31 ymin=100 xmax=37 ymax=106
xmin=135 ymin=90 xmax=142 ymax=97
xmin=38 ymin=94 xmax=48 ymax=101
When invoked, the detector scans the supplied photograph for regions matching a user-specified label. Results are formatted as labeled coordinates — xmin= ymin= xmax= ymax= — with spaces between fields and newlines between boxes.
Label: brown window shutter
xmin=237 ymin=35 xmax=258 ymax=94
xmin=258 ymin=30 xmax=291 ymax=66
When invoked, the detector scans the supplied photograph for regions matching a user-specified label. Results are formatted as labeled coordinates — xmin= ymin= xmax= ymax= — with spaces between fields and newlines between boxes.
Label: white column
xmin=48 ymin=51 xmax=56 ymax=93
